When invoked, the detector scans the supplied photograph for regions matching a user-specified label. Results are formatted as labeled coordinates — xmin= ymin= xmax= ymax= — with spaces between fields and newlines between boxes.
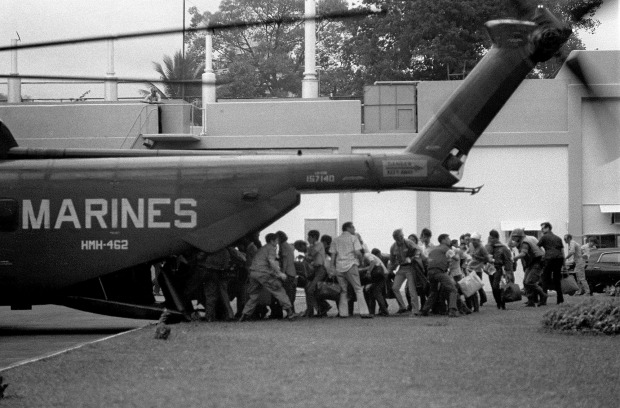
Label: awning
xmin=500 ymin=220 xmax=545 ymax=231
xmin=600 ymin=205 xmax=620 ymax=213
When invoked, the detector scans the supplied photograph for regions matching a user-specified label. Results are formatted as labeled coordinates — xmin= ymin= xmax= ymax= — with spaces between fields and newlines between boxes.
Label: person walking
xmin=303 ymin=230 xmax=331 ymax=317
xmin=331 ymin=222 xmax=373 ymax=318
xmin=538 ymin=222 xmax=565 ymax=305
xmin=415 ymin=234 xmax=459 ymax=317
xmin=511 ymin=229 xmax=548 ymax=307
xmin=388 ymin=229 xmax=424 ymax=314
xmin=238 ymin=233 xmax=299 ymax=321
xmin=360 ymin=250 xmax=390 ymax=316
xmin=564 ymin=234 xmax=590 ymax=296
xmin=277 ymin=231 xmax=297 ymax=312
xmin=486 ymin=230 xmax=514 ymax=310
xmin=467 ymin=232 xmax=490 ymax=307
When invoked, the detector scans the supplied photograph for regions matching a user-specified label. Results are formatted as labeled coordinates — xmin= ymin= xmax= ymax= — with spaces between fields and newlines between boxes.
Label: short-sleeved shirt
xmin=332 ymin=231 xmax=362 ymax=273
xmin=307 ymin=241 xmax=326 ymax=267
xmin=581 ymin=244 xmax=596 ymax=260
xmin=427 ymin=244 xmax=453 ymax=273
xmin=537 ymin=232 xmax=565 ymax=260
xmin=566 ymin=240 xmax=582 ymax=266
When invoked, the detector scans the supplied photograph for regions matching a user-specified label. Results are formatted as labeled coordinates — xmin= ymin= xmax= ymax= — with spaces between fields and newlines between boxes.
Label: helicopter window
xmin=0 ymin=199 xmax=19 ymax=232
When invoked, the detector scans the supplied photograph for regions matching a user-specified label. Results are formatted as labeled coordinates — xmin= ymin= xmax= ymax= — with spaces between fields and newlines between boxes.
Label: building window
xmin=585 ymin=234 xmax=619 ymax=249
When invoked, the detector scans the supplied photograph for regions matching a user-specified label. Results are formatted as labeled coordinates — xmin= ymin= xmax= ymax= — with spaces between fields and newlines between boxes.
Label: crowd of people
xmin=155 ymin=221 xmax=595 ymax=323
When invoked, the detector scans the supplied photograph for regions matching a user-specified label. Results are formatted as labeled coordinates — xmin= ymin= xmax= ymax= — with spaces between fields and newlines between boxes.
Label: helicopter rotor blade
xmin=0 ymin=73 xmax=208 ymax=85
xmin=0 ymin=8 xmax=385 ymax=53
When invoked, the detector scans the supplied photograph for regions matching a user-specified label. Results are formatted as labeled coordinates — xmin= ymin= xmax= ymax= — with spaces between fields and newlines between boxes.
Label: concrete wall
xmin=416 ymin=80 xmax=568 ymax=133
xmin=0 ymin=100 xmax=190 ymax=149
xmin=364 ymin=83 xmax=417 ymax=133
xmin=204 ymin=99 xmax=361 ymax=136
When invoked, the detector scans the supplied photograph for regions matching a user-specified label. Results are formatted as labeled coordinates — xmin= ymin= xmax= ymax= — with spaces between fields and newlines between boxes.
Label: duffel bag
xmin=501 ymin=282 xmax=522 ymax=303
xmin=316 ymin=280 xmax=341 ymax=301
xmin=561 ymin=274 xmax=580 ymax=295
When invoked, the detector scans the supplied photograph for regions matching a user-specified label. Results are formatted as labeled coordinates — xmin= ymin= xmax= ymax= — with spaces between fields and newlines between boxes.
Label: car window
xmin=598 ymin=252 xmax=620 ymax=263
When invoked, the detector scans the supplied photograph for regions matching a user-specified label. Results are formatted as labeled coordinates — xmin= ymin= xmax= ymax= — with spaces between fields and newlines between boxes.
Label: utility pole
xmin=302 ymin=0 xmax=319 ymax=98
xmin=104 ymin=39 xmax=118 ymax=101
xmin=202 ymin=23 xmax=216 ymax=134
xmin=181 ymin=0 xmax=186 ymax=101
xmin=8 ymin=38 xmax=21 ymax=103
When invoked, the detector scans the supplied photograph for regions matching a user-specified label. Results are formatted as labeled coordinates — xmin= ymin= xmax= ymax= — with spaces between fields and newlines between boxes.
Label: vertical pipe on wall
xmin=202 ymin=25 xmax=217 ymax=134
xmin=104 ymin=39 xmax=118 ymax=101
xmin=302 ymin=0 xmax=318 ymax=98
xmin=7 ymin=39 xmax=21 ymax=103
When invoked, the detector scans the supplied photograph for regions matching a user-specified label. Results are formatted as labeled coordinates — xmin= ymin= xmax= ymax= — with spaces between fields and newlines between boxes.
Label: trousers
xmin=242 ymin=271 xmax=292 ymax=317
xmin=305 ymin=265 xmax=331 ymax=315
xmin=337 ymin=264 xmax=370 ymax=316
xmin=203 ymin=269 xmax=234 ymax=321
xmin=392 ymin=265 xmax=419 ymax=312
xmin=283 ymin=275 xmax=297 ymax=312
xmin=489 ymin=269 xmax=505 ymax=308
xmin=421 ymin=270 xmax=457 ymax=313
xmin=542 ymin=258 xmax=564 ymax=304
xmin=524 ymin=261 xmax=546 ymax=304
xmin=568 ymin=260 xmax=590 ymax=294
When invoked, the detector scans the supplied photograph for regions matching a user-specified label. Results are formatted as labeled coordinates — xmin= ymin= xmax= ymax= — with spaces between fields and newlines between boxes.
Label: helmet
xmin=470 ymin=232 xmax=482 ymax=240
xmin=511 ymin=228 xmax=525 ymax=238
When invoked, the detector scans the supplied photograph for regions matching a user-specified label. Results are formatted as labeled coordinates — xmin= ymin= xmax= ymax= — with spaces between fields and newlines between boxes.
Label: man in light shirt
xmin=331 ymin=222 xmax=372 ymax=318
xmin=564 ymin=234 xmax=590 ymax=296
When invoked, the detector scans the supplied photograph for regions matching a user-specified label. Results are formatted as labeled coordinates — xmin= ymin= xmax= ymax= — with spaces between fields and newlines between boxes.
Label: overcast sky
xmin=0 ymin=0 xmax=617 ymax=100
xmin=0 ymin=0 xmax=221 ymax=99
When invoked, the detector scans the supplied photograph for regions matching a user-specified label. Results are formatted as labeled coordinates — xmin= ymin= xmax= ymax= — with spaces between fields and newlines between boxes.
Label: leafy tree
xmin=341 ymin=0 xmax=603 ymax=87
xmin=182 ymin=0 xmax=602 ymax=98
xmin=187 ymin=0 xmax=305 ymax=98
xmin=186 ymin=0 xmax=351 ymax=98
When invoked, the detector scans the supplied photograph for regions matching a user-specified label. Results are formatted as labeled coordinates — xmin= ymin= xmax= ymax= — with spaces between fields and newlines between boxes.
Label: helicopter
xmin=0 ymin=1 xmax=602 ymax=319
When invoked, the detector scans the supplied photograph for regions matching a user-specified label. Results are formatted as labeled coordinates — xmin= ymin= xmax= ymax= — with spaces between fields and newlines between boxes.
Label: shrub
xmin=542 ymin=298 xmax=620 ymax=335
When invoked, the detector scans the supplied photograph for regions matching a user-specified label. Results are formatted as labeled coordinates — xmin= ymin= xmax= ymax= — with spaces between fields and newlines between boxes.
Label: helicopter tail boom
xmin=405 ymin=20 xmax=538 ymax=178
xmin=0 ymin=121 xmax=18 ymax=159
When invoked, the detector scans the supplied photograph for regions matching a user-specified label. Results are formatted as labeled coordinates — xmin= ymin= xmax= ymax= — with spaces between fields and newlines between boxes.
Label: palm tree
xmin=142 ymin=51 xmax=205 ymax=102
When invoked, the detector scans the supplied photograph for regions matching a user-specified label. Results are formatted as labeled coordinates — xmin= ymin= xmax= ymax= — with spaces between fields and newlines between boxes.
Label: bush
xmin=542 ymin=298 xmax=620 ymax=335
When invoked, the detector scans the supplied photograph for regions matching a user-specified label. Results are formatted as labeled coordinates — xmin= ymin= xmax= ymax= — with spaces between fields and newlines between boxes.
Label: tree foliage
xmin=144 ymin=51 xmax=205 ymax=100
xmin=188 ymin=0 xmax=305 ymax=98
xmin=181 ymin=0 xmax=602 ymax=99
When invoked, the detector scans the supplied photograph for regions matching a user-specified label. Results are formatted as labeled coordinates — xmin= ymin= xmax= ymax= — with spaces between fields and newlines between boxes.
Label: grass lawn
xmin=1 ymin=294 xmax=618 ymax=408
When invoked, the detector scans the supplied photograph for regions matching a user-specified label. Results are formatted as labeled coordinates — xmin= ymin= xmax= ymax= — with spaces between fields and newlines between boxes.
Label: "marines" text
xmin=22 ymin=198 xmax=198 ymax=230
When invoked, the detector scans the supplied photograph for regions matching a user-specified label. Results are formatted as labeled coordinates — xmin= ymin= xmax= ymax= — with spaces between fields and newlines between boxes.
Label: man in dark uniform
xmin=414 ymin=234 xmax=459 ymax=317
xmin=538 ymin=222 xmax=565 ymax=304
xmin=202 ymin=248 xmax=235 ymax=321
xmin=486 ymin=229 xmax=514 ymax=310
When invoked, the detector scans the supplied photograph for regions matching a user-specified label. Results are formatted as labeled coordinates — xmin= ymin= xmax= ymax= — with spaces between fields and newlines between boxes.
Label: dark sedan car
xmin=585 ymin=248 xmax=620 ymax=293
